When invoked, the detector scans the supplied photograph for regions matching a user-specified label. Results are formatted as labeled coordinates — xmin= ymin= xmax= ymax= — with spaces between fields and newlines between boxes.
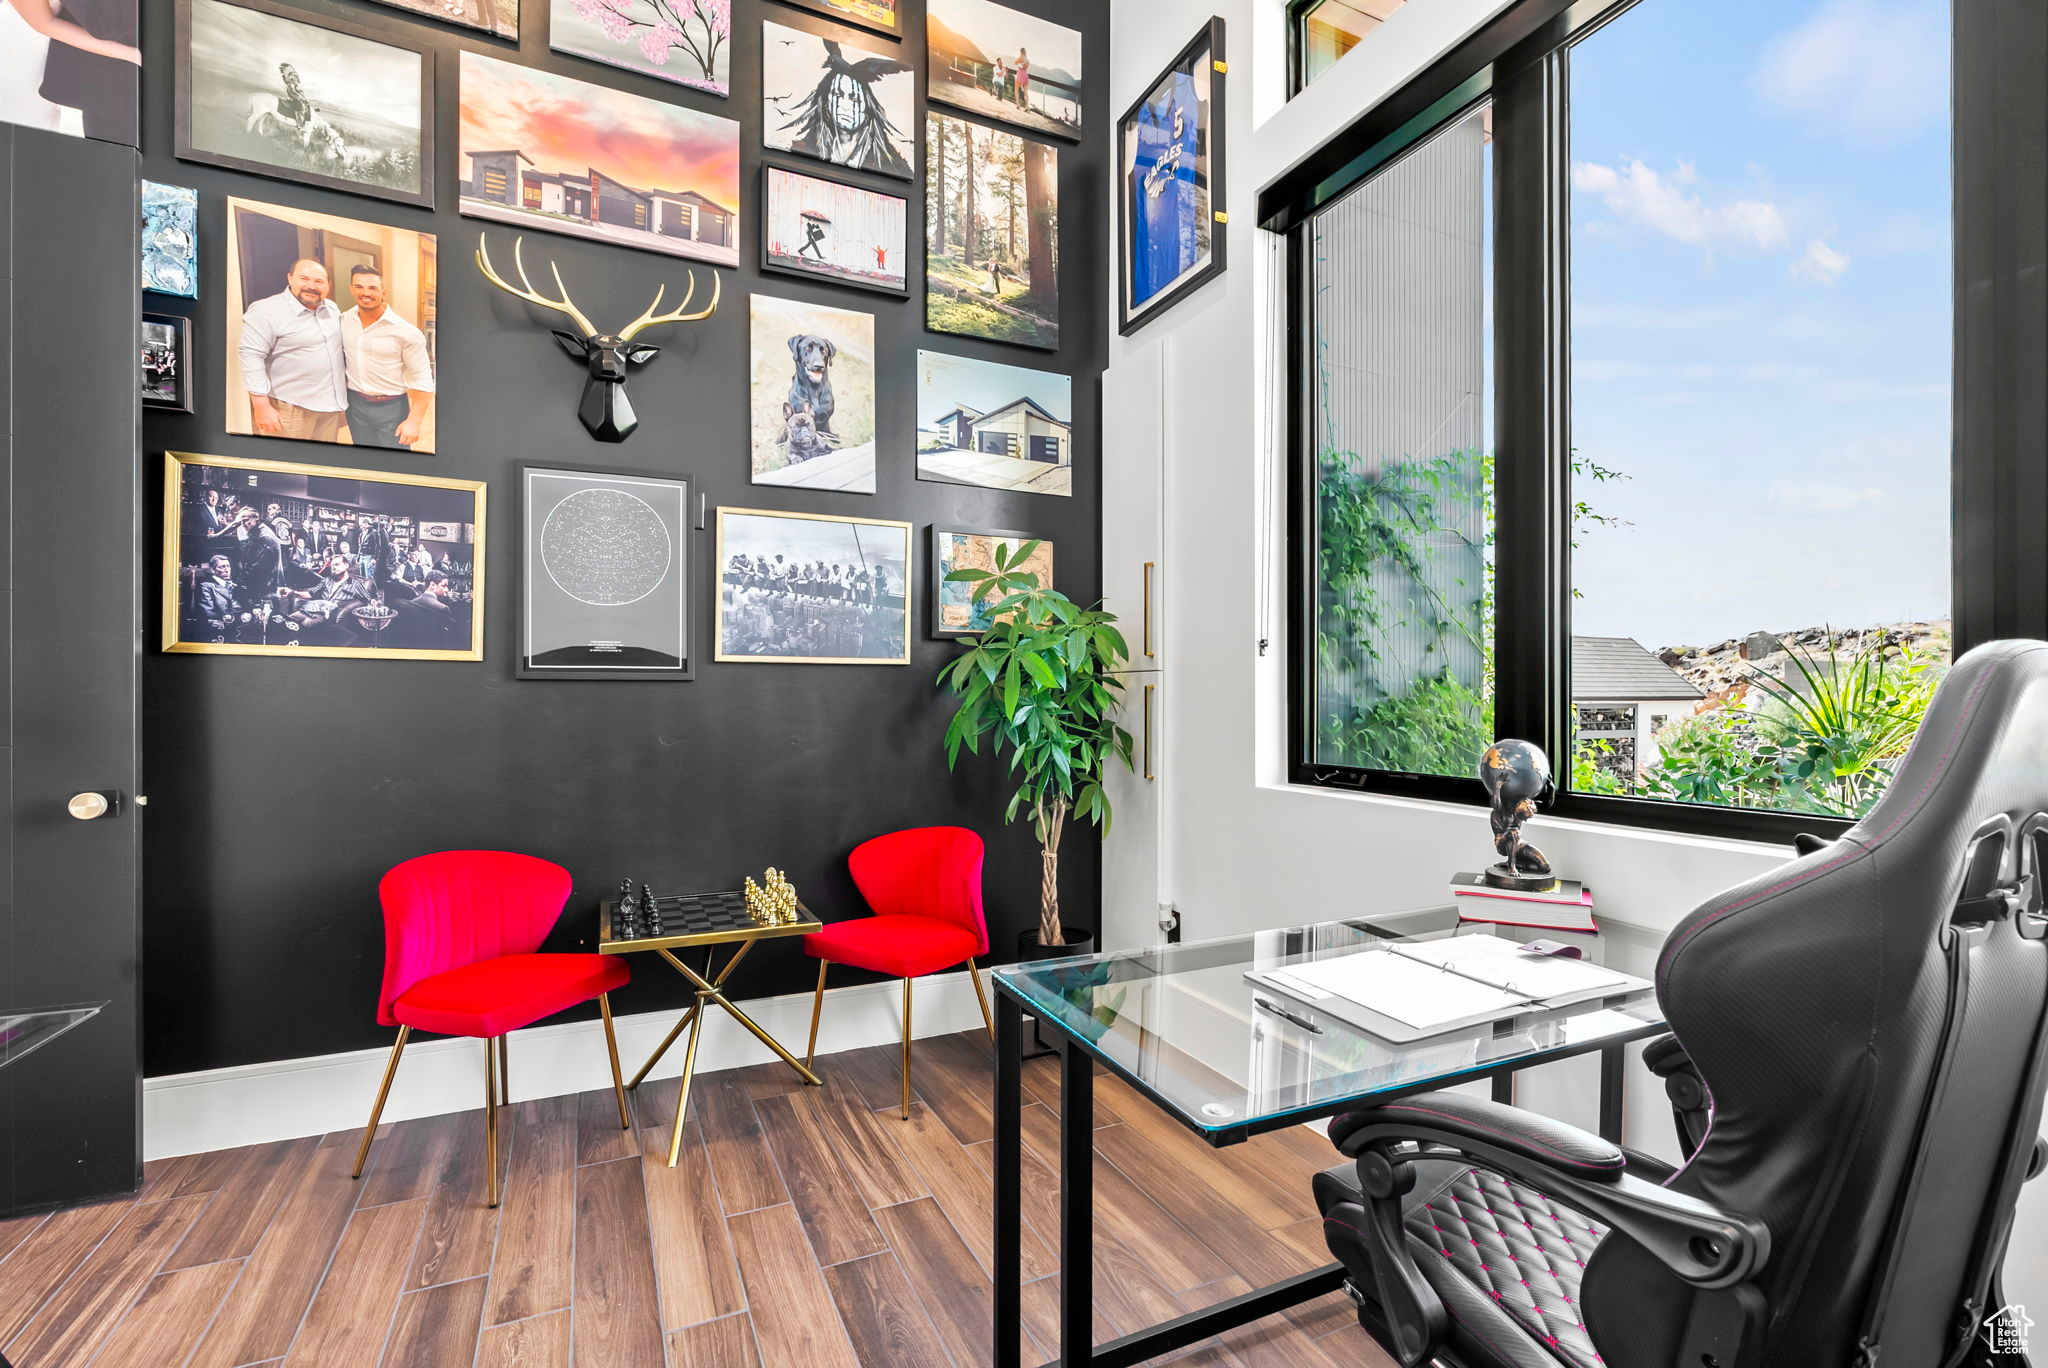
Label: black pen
xmin=1253 ymin=995 xmax=1324 ymax=1034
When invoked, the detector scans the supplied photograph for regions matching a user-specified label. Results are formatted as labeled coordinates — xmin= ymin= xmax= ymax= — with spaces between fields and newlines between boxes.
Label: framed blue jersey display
xmin=1118 ymin=17 xmax=1226 ymax=335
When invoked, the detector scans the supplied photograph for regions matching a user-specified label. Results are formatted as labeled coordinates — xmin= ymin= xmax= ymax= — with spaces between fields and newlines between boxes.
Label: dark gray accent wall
xmin=135 ymin=0 xmax=1109 ymax=1076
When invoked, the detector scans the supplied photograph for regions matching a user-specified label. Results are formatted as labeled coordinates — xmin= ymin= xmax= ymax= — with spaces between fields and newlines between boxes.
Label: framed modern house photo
xmin=163 ymin=451 xmax=485 ymax=661
xmin=520 ymin=464 xmax=693 ymax=681
xmin=175 ymin=0 xmax=436 ymax=209
xmin=715 ymin=508 xmax=911 ymax=664
xmin=1118 ymin=17 xmax=1227 ymax=335
xmin=930 ymin=524 xmax=1053 ymax=638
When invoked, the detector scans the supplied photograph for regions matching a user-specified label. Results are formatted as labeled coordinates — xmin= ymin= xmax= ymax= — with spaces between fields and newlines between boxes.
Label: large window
xmin=1286 ymin=0 xmax=1975 ymax=838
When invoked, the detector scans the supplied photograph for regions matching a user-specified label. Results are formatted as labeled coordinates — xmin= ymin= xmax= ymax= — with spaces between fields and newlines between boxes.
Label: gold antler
xmin=474 ymin=233 xmax=598 ymax=339
xmin=618 ymin=271 xmax=722 ymax=342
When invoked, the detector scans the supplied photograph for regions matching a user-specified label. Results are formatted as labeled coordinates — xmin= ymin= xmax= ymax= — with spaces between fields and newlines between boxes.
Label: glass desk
xmin=0 ymin=1005 xmax=103 ymax=1072
xmin=989 ymin=907 xmax=1667 ymax=1368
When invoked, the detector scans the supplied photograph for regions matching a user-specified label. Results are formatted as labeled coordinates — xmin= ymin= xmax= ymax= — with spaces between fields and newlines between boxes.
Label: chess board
xmin=598 ymin=890 xmax=821 ymax=953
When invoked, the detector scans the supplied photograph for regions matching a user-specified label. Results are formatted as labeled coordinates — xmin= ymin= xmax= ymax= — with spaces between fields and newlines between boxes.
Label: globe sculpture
xmin=1476 ymin=739 xmax=1558 ymax=891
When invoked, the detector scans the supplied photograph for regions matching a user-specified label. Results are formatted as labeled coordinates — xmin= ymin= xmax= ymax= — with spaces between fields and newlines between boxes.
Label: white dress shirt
xmin=342 ymin=307 xmax=436 ymax=399
xmin=239 ymin=290 xmax=346 ymax=413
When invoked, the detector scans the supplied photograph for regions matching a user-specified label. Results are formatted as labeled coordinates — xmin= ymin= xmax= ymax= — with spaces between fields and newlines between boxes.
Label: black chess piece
xmin=641 ymin=883 xmax=659 ymax=935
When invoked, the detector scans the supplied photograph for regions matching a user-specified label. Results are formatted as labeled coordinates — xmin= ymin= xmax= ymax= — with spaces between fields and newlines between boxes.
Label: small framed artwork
xmin=520 ymin=464 xmax=692 ymax=681
xmin=175 ymin=0 xmax=436 ymax=210
xmin=1119 ymin=18 xmax=1227 ymax=335
xmin=926 ymin=0 xmax=1083 ymax=142
xmin=164 ymin=451 xmax=485 ymax=660
xmin=351 ymin=0 xmax=518 ymax=39
xmin=142 ymin=314 xmax=193 ymax=412
xmin=924 ymin=112 xmax=1057 ymax=349
xmin=930 ymin=525 xmax=1053 ymax=638
xmin=916 ymin=349 xmax=1074 ymax=497
xmin=775 ymin=0 xmax=900 ymax=40
xmin=551 ymin=0 xmax=731 ymax=98
xmin=763 ymin=20 xmax=914 ymax=180
xmin=716 ymin=508 xmax=911 ymax=664
xmin=142 ymin=182 xmax=200 ymax=299
xmin=762 ymin=166 xmax=909 ymax=296
xmin=749 ymin=294 xmax=877 ymax=493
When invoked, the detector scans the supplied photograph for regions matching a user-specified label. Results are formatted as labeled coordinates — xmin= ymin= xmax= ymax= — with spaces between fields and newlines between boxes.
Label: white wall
xmin=1103 ymin=0 xmax=2044 ymax=1311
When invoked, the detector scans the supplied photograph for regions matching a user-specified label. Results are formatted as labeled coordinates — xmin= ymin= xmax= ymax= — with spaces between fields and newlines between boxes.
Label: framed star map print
xmin=519 ymin=463 xmax=693 ymax=681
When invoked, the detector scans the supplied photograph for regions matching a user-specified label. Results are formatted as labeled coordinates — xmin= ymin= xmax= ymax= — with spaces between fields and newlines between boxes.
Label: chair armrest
xmin=1641 ymin=1032 xmax=1713 ymax=1158
xmin=1331 ymin=1094 xmax=1770 ymax=1290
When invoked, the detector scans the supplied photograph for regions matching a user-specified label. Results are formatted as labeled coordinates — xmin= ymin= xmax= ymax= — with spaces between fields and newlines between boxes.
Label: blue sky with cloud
xmin=1566 ymin=0 xmax=1951 ymax=650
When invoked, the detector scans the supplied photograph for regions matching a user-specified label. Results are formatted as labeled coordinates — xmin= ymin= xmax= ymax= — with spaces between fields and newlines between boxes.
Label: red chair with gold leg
xmin=351 ymin=850 xmax=632 ymax=1207
xmin=802 ymin=827 xmax=996 ymax=1119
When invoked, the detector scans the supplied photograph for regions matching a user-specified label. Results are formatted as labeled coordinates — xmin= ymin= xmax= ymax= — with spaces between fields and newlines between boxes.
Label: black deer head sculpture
xmin=475 ymin=233 xmax=721 ymax=443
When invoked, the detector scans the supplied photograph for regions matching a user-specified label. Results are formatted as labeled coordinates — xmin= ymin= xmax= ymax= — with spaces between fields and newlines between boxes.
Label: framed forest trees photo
xmin=176 ymin=0 xmax=435 ymax=209
xmin=716 ymin=508 xmax=911 ymax=664
xmin=163 ymin=451 xmax=485 ymax=661
xmin=762 ymin=166 xmax=909 ymax=295
xmin=763 ymin=20 xmax=914 ymax=179
xmin=520 ymin=464 xmax=693 ymax=681
xmin=925 ymin=112 xmax=1058 ymax=349
xmin=1119 ymin=17 xmax=1226 ymax=335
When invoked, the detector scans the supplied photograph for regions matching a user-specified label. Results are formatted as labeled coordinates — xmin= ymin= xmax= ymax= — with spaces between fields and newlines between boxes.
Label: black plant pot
xmin=1016 ymin=926 xmax=1096 ymax=1056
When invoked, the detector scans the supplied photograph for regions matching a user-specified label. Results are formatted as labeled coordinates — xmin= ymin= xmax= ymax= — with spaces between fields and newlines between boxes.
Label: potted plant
xmin=937 ymin=541 xmax=1136 ymax=960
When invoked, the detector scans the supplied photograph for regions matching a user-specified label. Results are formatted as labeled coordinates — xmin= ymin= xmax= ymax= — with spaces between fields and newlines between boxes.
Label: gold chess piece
xmin=743 ymin=876 xmax=770 ymax=925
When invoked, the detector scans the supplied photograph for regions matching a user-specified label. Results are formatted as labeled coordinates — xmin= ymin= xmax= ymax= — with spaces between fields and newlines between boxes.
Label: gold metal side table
xmin=600 ymin=893 xmax=824 ymax=1166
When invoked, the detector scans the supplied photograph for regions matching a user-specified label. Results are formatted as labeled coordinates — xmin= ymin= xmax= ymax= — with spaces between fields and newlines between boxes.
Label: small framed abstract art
xmin=142 ymin=181 xmax=199 ymax=299
xmin=929 ymin=525 xmax=1053 ymax=639
xmin=1118 ymin=17 xmax=1226 ymax=335
xmin=519 ymin=464 xmax=693 ymax=681
xmin=141 ymin=314 xmax=192 ymax=412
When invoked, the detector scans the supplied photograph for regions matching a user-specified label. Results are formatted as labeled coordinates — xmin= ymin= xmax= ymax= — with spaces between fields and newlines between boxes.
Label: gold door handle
xmin=1142 ymin=561 xmax=1155 ymax=660
xmin=68 ymin=791 xmax=119 ymax=820
xmin=1143 ymin=684 xmax=1156 ymax=781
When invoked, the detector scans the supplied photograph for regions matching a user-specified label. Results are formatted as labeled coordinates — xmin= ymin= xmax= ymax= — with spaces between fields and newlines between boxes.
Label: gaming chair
xmin=1316 ymin=638 xmax=2048 ymax=1368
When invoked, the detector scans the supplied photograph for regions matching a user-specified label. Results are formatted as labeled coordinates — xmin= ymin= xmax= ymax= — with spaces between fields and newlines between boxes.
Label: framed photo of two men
xmin=163 ymin=451 xmax=485 ymax=661
xmin=223 ymin=195 xmax=440 ymax=455
xmin=519 ymin=465 xmax=693 ymax=682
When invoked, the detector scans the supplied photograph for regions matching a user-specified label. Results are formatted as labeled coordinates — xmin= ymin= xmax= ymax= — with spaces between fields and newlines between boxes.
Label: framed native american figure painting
xmin=163 ymin=451 xmax=485 ymax=661
xmin=763 ymin=19 xmax=914 ymax=179
xmin=520 ymin=464 xmax=693 ymax=681
xmin=1118 ymin=17 xmax=1226 ymax=335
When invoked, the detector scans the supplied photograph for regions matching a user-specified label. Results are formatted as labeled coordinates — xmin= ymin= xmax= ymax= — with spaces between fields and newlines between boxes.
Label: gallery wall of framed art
xmin=125 ymin=0 xmax=1116 ymax=1077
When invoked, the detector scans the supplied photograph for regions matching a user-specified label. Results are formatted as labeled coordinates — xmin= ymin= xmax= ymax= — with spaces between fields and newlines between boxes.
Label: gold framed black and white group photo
xmin=163 ymin=450 xmax=484 ymax=660
xmin=716 ymin=508 xmax=911 ymax=664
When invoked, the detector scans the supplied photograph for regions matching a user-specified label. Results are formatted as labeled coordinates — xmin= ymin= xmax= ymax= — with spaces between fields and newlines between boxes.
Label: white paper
xmin=1267 ymin=947 xmax=1534 ymax=1032
xmin=1398 ymin=934 xmax=1637 ymax=1004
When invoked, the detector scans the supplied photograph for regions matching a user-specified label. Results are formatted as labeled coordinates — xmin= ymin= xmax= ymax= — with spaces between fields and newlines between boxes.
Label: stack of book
xmin=1448 ymin=871 xmax=1596 ymax=932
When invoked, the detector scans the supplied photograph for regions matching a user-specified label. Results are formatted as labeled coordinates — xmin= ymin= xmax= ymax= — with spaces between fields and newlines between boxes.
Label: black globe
xmin=1478 ymin=739 xmax=1553 ymax=811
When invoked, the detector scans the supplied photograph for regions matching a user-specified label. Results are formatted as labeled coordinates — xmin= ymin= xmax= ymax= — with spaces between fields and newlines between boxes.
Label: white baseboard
xmin=143 ymin=970 xmax=991 ymax=1162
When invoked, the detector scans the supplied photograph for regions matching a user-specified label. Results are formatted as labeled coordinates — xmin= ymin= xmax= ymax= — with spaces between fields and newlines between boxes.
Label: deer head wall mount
xmin=475 ymin=232 xmax=721 ymax=443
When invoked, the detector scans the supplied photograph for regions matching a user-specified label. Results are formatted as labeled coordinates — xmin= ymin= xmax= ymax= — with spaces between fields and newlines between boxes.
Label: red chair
xmin=352 ymin=850 xmax=632 ymax=1206
xmin=803 ymin=827 xmax=996 ymax=1118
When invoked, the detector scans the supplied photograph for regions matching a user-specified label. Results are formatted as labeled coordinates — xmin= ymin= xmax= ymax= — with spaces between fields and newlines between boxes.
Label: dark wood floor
xmin=0 ymin=1029 xmax=1396 ymax=1368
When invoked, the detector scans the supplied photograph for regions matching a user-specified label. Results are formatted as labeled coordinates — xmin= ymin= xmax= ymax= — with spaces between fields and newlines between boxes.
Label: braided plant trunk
xmin=1037 ymin=800 xmax=1068 ymax=946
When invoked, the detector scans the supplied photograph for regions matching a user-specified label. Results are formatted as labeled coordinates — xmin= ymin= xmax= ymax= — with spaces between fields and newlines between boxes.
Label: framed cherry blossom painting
xmin=551 ymin=0 xmax=732 ymax=98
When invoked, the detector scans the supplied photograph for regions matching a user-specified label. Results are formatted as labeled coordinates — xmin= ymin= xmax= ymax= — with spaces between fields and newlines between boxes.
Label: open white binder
xmin=1246 ymin=933 xmax=1650 ymax=1043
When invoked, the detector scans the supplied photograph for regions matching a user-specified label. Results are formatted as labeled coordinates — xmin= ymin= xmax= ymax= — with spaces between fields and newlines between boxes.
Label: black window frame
xmin=1267 ymin=0 xmax=2047 ymax=846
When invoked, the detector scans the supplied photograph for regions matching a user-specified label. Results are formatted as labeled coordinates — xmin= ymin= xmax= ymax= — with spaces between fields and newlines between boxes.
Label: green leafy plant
xmin=1744 ymin=639 xmax=1941 ymax=818
xmin=937 ymin=542 xmax=1136 ymax=948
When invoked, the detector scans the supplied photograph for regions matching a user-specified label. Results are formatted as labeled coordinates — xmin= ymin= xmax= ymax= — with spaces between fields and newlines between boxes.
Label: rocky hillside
xmin=1657 ymin=620 xmax=1952 ymax=709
